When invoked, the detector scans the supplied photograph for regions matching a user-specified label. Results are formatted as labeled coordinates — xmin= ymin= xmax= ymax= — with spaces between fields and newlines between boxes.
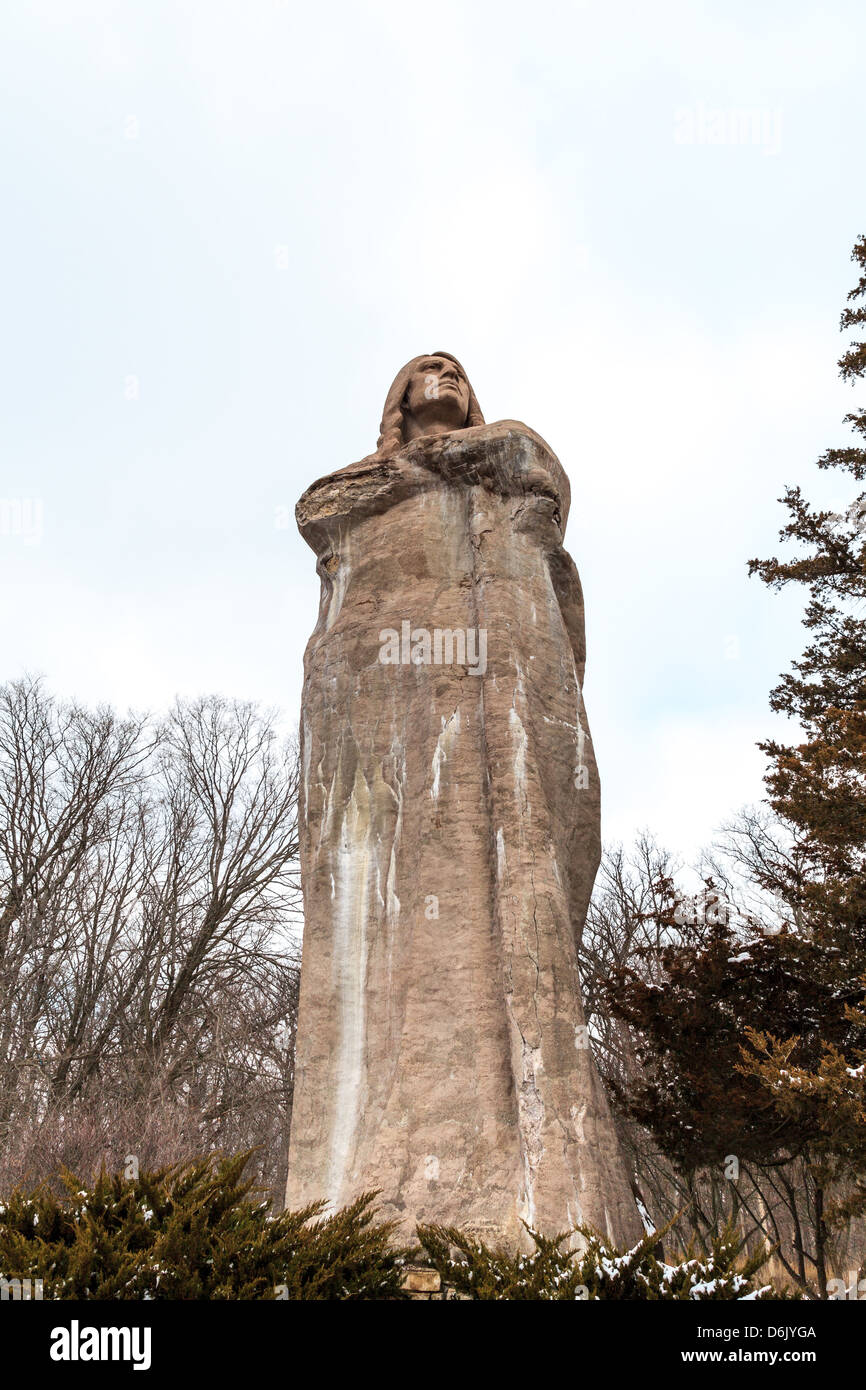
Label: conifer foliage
xmin=748 ymin=234 xmax=866 ymax=962
xmin=0 ymin=1150 xmax=796 ymax=1300
xmin=602 ymin=917 xmax=859 ymax=1171
xmin=0 ymin=1153 xmax=413 ymax=1299
xmin=416 ymin=1221 xmax=785 ymax=1300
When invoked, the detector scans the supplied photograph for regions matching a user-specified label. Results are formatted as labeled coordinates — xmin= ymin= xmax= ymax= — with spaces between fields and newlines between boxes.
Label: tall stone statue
xmin=286 ymin=352 xmax=641 ymax=1249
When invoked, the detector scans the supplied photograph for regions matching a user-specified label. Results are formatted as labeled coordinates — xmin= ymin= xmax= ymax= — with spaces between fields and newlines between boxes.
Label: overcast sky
xmin=1 ymin=0 xmax=863 ymax=861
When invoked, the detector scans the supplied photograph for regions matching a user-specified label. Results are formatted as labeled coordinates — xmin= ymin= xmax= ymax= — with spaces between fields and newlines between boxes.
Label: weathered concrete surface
xmin=286 ymin=358 xmax=641 ymax=1251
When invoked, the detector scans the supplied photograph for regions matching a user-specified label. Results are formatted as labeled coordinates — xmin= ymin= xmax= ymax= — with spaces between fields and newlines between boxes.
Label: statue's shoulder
xmin=469 ymin=419 xmax=559 ymax=459
xmin=295 ymin=451 xmax=430 ymax=547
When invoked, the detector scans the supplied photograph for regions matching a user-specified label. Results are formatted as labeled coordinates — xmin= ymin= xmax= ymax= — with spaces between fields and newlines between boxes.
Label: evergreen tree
xmin=748 ymin=234 xmax=866 ymax=964
xmin=603 ymin=915 xmax=854 ymax=1172
xmin=603 ymin=239 xmax=866 ymax=1296
xmin=739 ymin=991 xmax=866 ymax=1292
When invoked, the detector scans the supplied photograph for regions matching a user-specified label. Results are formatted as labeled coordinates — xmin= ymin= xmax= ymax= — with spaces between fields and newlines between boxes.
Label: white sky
xmin=1 ymin=0 xmax=863 ymax=861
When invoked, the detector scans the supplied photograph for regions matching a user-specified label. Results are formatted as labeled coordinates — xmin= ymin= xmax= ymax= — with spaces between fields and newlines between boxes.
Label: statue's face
xmin=402 ymin=356 xmax=471 ymax=439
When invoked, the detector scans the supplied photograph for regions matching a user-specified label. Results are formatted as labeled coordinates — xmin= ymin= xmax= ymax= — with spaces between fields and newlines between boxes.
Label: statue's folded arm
xmin=296 ymin=419 xmax=572 ymax=557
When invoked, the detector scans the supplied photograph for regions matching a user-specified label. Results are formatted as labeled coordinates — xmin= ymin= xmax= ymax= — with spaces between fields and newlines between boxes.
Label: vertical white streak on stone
xmin=567 ymin=1105 xmax=588 ymax=1237
xmin=575 ymin=705 xmax=586 ymax=770
xmin=508 ymin=707 xmax=528 ymax=803
xmin=508 ymin=664 xmax=543 ymax=1229
xmin=327 ymin=765 xmax=372 ymax=1208
xmin=496 ymin=827 xmax=507 ymax=881
xmin=324 ymin=560 xmax=349 ymax=631
xmin=385 ymin=748 xmax=403 ymax=925
xmin=302 ymin=712 xmax=311 ymax=813
xmin=517 ymin=1040 xmax=544 ymax=1231
xmin=571 ymin=1101 xmax=587 ymax=1144
xmin=604 ymin=1206 xmax=615 ymax=1244
xmin=378 ymin=735 xmax=405 ymax=1045
xmin=509 ymin=665 xmax=528 ymax=808
xmin=385 ymin=858 xmax=400 ymax=920
xmin=431 ymin=739 xmax=444 ymax=800
xmin=317 ymin=764 xmax=336 ymax=853
xmin=430 ymin=709 xmax=460 ymax=800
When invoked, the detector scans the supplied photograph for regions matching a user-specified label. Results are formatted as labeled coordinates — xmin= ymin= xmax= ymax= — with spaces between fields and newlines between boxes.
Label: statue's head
xmin=376 ymin=352 xmax=484 ymax=456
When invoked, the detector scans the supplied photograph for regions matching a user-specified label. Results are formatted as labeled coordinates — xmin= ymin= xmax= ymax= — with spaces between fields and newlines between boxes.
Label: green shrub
xmin=0 ymin=1150 xmax=799 ymax=1300
xmin=0 ymin=1152 xmax=413 ymax=1299
xmin=416 ymin=1221 xmax=796 ymax=1300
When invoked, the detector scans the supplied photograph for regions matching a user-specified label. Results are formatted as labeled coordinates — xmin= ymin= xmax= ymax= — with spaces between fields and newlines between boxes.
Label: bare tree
xmin=0 ymin=679 xmax=301 ymax=1201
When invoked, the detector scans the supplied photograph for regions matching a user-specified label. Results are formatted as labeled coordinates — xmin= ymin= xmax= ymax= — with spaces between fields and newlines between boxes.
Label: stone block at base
xmin=402 ymin=1266 xmax=441 ymax=1294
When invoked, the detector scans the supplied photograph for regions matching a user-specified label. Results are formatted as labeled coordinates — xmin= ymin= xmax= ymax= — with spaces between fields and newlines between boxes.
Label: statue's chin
xmin=405 ymin=410 xmax=469 ymax=442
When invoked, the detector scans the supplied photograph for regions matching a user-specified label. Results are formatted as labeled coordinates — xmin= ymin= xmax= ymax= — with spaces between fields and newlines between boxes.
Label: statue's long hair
xmin=375 ymin=351 xmax=484 ymax=457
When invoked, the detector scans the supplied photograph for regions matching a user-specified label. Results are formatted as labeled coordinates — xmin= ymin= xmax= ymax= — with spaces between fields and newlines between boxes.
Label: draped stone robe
xmin=286 ymin=420 xmax=641 ymax=1249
